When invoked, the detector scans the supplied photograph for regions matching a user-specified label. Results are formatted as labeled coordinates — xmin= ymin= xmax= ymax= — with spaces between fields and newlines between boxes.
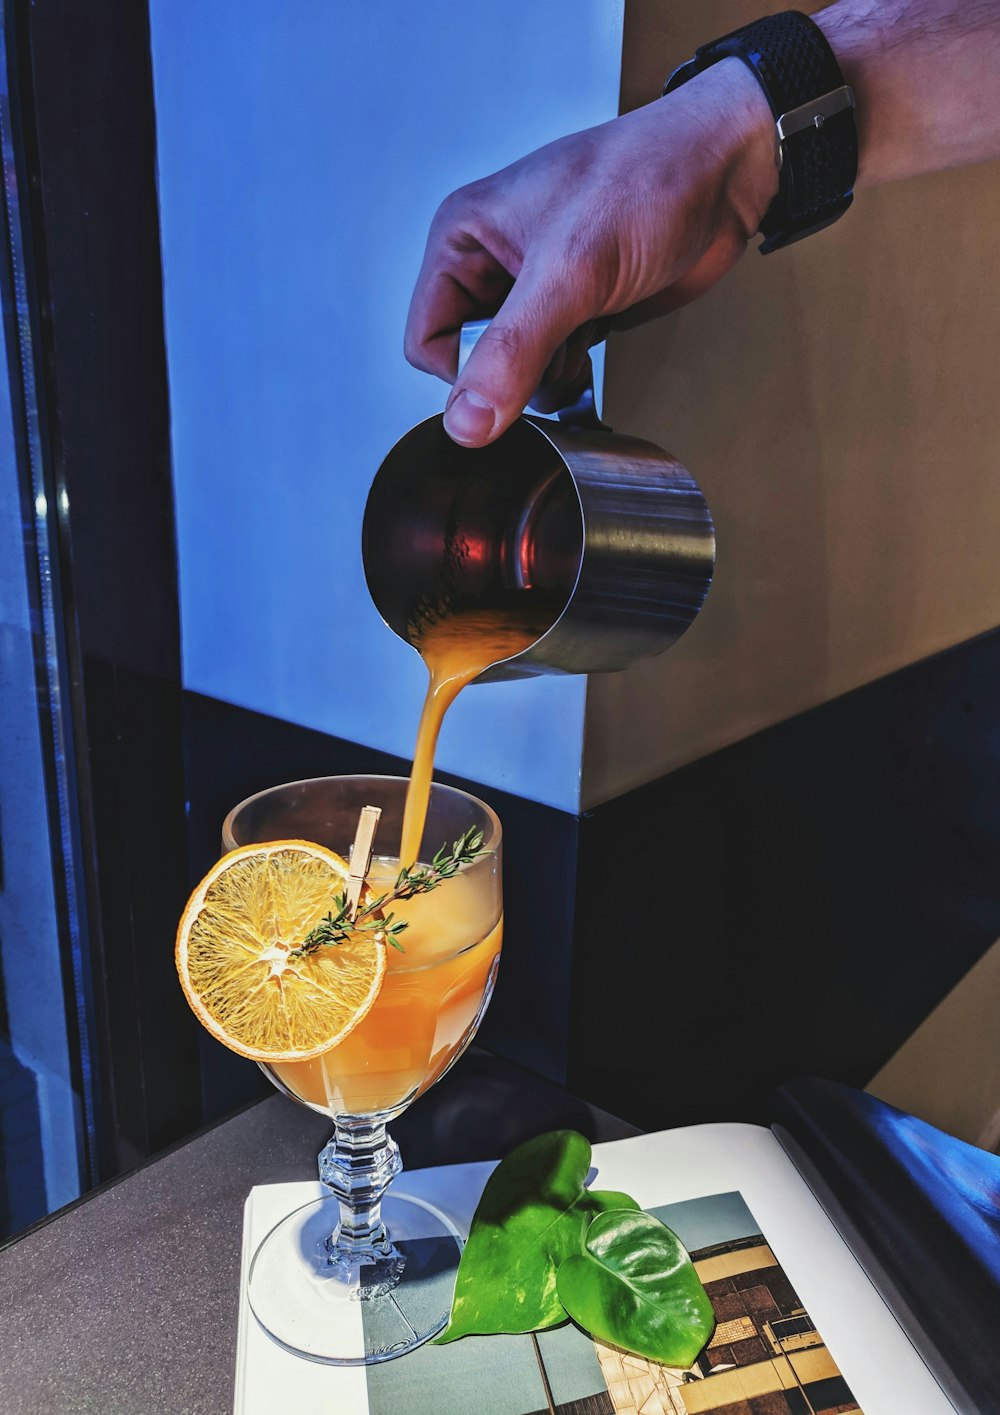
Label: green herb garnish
xmin=289 ymin=825 xmax=488 ymax=959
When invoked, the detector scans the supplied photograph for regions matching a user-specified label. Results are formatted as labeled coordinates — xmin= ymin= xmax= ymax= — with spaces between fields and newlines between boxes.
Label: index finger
xmin=404 ymin=268 xmax=485 ymax=382
xmin=405 ymin=216 xmax=515 ymax=382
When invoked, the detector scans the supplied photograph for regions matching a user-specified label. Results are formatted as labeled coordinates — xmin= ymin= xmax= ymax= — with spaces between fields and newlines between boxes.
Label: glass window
xmin=0 ymin=37 xmax=90 ymax=1239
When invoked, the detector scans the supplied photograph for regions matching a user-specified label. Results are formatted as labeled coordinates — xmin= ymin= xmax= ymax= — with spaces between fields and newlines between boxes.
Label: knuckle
xmin=472 ymin=323 xmax=537 ymax=386
xmin=434 ymin=181 xmax=479 ymax=226
xmin=402 ymin=331 xmax=422 ymax=368
xmin=406 ymin=344 xmax=440 ymax=377
xmin=433 ymin=179 xmax=497 ymax=243
xmin=480 ymin=323 xmax=525 ymax=359
xmin=433 ymin=188 xmax=463 ymax=225
xmin=403 ymin=324 xmax=439 ymax=374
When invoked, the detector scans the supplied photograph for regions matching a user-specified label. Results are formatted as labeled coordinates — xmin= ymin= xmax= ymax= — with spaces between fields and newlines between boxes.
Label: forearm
xmin=816 ymin=0 xmax=1000 ymax=184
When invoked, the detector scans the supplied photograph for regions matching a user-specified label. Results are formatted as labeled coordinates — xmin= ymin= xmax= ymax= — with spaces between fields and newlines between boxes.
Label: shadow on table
xmin=391 ymin=1048 xmax=639 ymax=1171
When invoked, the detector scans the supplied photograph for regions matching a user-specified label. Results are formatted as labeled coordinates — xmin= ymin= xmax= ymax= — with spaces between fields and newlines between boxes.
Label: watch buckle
xmin=775 ymin=84 xmax=855 ymax=149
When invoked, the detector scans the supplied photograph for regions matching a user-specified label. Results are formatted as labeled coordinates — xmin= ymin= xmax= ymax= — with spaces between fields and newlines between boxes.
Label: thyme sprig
xmin=290 ymin=825 xmax=488 ymax=960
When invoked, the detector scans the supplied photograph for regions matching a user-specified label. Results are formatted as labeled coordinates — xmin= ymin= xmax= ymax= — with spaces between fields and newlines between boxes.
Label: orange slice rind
xmin=175 ymin=840 xmax=386 ymax=1062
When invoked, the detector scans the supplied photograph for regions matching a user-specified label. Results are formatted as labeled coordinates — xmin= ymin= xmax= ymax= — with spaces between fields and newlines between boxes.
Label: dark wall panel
xmin=570 ymin=627 xmax=1000 ymax=1129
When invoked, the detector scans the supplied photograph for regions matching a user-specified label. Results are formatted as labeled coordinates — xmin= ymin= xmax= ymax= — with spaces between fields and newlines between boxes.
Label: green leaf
xmin=556 ymin=1209 xmax=715 ymax=1367
xmin=436 ymin=1130 xmax=639 ymax=1342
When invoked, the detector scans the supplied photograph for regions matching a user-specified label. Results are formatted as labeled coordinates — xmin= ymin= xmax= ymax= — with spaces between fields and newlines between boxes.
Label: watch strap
xmin=664 ymin=10 xmax=858 ymax=252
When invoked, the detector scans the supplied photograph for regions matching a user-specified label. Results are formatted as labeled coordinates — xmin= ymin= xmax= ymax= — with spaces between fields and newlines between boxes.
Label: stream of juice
xmin=398 ymin=607 xmax=549 ymax=867
xmin=267 ymin=605 xmax=551 ymax=1117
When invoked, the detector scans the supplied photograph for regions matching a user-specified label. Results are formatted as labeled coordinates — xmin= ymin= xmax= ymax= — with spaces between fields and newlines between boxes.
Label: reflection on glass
xmin=0 ymin=22 xmax=89 ymax=1238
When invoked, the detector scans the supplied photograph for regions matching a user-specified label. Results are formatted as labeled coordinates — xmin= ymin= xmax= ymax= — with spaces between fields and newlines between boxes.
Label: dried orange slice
xmin=175 ymin=840 xmax=386 ymax=1062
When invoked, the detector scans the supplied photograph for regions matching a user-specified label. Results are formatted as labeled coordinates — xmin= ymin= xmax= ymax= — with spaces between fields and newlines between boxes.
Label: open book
xmin=235 ymin=1079 xmax=1000 ymax=1415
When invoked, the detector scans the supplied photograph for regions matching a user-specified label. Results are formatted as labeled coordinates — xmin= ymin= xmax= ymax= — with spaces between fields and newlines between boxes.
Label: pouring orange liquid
xmin=267 ymin=604 xmax=552 ymax=1117
xmin=398 ymin=607 xmax=551 ymax=866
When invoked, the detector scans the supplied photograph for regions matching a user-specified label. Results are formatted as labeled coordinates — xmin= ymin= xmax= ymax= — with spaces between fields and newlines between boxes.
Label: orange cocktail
xmin=217 ymin=773 xmax=502 ymax=1363
xmin=266 ymin=860 xmax=501 ymax=1118
xmin=221 ymin=774 xmax=503 ymax=1118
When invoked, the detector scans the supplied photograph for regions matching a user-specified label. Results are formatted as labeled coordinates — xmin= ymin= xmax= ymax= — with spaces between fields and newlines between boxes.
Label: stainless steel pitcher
xmin=362 ymin=321 xmax=715 ymax=682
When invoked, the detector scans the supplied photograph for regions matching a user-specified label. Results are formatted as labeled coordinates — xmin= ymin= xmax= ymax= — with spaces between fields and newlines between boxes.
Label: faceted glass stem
xmin=318 ymin=1116 xmax=407 ymax=1298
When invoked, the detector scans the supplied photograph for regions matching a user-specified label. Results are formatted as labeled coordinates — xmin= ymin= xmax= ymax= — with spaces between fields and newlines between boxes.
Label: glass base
xmin=247 ymin=1190 xmax=463 ymax=1365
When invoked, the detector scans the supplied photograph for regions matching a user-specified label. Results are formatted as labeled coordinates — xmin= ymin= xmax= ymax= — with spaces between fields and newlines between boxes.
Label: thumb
xmin=443 ymin=273 xmax=586 ymax=447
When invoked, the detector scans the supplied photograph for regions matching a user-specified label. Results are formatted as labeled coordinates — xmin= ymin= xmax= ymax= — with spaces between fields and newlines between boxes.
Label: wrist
xmin=664 ymin=17 xmax=859 ymax=251
xmin=677 ymin=57 xmax=781 ymax=238
xmin=714 ymin=57 xmax=782 ymax=235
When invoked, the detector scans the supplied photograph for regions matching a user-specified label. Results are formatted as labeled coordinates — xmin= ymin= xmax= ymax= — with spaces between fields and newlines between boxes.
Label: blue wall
xmin=149 ymin=1 xmax=624 ymax=812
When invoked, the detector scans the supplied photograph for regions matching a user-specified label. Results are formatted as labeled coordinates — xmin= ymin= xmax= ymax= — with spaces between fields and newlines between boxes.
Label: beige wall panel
xmin=868 ymin=934 xmax=1000 ymax=1148
xmin=584 ymin=1 xmax=1000 ymax=808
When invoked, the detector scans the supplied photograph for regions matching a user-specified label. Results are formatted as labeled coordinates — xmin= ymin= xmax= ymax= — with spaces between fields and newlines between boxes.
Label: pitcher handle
xmin=457 ymin=319 xmax=606 ymax=431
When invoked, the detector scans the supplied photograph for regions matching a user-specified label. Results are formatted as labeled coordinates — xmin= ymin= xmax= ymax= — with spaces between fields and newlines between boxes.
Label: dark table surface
xmin=0 ymin=1050 xmax=637 ymax=1414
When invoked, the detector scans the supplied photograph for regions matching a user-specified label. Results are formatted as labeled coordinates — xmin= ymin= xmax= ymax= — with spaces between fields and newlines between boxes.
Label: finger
xmin=530 ymin=316 xmax=611 ymax=410
xmin=443 ymin=272 xmax=589 ymax=447
xmin=528 ymin=351 xmax=593 ymax=415
xmin=405 ymin=270 xmax=493 ymax=381
xmin=405 ymin=232 xmax=514 ymax=381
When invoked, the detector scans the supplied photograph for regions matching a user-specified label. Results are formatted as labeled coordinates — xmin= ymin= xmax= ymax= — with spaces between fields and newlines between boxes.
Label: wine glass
xmin=223 ymin=774 xmax=502 ymax=1365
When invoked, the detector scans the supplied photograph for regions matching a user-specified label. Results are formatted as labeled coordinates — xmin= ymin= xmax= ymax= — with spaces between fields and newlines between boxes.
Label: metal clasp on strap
xmin=776 ymin=84 xmax=855 ymax=144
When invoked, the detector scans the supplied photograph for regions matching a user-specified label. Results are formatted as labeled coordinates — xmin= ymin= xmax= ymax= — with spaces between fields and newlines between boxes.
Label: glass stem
xmin=319 ymin=1116 xmax=403 ymax=1260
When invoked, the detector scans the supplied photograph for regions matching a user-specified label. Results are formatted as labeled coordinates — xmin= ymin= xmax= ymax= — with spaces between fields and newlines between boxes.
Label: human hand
xmin=405 ymin=58 xmax=778 ymax=447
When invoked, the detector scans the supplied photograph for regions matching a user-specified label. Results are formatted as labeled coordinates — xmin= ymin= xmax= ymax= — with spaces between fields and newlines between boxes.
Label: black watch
xmin=664 ymin=9 xmax=858 ymax=253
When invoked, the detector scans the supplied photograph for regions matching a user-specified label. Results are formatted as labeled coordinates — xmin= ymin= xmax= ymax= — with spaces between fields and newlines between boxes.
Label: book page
xmin=554 ymin=1126 xmax=955 ymax=1415
xmin=235 ymin=1126 xmax=955 ymax=1414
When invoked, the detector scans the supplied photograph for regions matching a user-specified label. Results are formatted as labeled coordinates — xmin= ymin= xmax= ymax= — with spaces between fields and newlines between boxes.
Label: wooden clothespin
xmin=345 ymin=805 xmax=382 ymax=921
